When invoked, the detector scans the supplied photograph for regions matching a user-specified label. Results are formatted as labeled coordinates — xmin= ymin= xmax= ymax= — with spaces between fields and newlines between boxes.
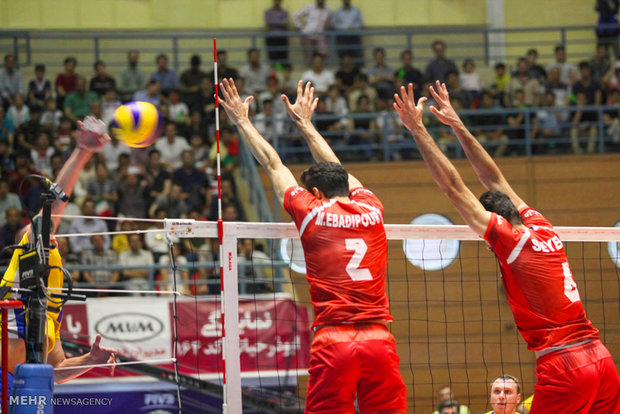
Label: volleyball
xmin=110 ymin=101 xmax=163 ymax=148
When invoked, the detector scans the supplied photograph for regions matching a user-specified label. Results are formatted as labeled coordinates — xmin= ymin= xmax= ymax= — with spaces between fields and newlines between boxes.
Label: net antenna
xmin=213 ymin=37 xmax=233 ymax=414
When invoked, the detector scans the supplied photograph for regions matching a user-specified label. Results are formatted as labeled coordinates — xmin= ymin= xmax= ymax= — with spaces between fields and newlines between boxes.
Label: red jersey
xmin=283 ymin=186 xmax=392 ymax=328
xmin=484 ymin=206 xmax=599 ymax=350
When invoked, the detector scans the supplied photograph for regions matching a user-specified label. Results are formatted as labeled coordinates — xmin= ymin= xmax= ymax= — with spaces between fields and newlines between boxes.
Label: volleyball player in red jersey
xmin=394 ymin=80 xmax=620 ymax=414
xmin=219 ymin=78 xmax=406 ymax=414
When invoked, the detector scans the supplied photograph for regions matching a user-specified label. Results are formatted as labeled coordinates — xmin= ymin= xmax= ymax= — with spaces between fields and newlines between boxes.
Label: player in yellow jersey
xmin=1 ymin=117 xmax=117 ymax=391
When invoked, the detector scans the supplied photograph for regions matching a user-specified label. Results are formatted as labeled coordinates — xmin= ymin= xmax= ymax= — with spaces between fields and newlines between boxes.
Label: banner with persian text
xmin=60 ymin=294 xmax=312 ymax=377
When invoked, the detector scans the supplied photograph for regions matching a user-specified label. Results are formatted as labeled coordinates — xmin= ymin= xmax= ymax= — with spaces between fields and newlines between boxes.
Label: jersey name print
xmin=284 ymin=186 xmax=392 ymax=329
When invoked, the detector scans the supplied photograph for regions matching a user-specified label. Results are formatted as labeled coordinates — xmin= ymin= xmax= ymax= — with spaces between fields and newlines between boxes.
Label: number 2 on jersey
xmin=345 ymin=238 xmax=373 ymax=281
xmin=562 ymin=262 xmax=580 ymax=303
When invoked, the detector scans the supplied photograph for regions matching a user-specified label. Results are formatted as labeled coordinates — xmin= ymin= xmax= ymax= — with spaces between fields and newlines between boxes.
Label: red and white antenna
xmin=213 ymin=38 xmax=228 ymax=413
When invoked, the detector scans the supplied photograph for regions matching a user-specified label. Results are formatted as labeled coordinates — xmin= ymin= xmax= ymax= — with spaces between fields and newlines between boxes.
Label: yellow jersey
xmin=1 ymin=232 xmax=64 ymax=354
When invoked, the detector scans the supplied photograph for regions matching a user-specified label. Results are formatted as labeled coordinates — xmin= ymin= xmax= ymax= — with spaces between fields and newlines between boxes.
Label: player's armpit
xmin=270 ymin=164 xmax=298 ymax=206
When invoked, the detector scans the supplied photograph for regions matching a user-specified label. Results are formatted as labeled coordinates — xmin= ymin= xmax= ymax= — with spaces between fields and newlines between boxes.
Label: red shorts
xmin=305 ymin=323 xmax=407 ymax=414
xmin=530 ymin=339 xmax=620 ymax=414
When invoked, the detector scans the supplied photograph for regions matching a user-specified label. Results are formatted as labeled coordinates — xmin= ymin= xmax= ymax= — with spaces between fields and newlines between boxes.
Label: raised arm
xmin=393 ymin=84 xmax=490 ymax=237
xmin=21 ymin=117 xmax=109 ymax=240
xmin=428 ymin=80 xmax=527 ymax=210
xmin=219 ymin=78 xmax=297 ymax=206
xmin=282 ymin=80 xmax=363 ymax=189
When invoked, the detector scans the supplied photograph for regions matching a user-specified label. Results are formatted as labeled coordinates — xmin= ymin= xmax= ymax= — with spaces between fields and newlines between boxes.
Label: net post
xmin=221 ymin=221 xmax=241 ymax=414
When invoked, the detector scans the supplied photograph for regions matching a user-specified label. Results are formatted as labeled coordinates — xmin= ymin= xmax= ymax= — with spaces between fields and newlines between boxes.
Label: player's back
xmin=484 ymin=207 xmax=599 ymax=350
xmin=284 ymin=186 xmax=391 ymax=328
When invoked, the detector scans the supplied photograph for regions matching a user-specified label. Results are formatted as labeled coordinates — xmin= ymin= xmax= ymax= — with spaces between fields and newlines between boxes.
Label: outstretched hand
xmin=281 ymin=80 xmax=318 ymax=125
xmin=89 ymin=334 xmax=118 ymax=375
xmin=428 ymin=80 xmax=460 ymax=126
xmin=77 ymin=116 xmax=110 ymax=152
xmin=219 ymin=78 xmax=254 ymax=125
xmin=393 ymin=83 xmax=427 ymax=132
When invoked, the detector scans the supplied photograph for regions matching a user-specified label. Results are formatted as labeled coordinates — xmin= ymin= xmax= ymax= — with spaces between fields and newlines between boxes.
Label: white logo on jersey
xmin=350 ymin=188 xmax=373 ymax=197
xmin=290 ymin=187 xmax=305 ymax=197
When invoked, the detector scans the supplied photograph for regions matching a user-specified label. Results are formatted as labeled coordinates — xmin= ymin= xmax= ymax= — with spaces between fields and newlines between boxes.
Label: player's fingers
xmin=297 ymin=80 xmax=303 ymax=99
xmin=309 ymin=87 xmax=315 ymax=103
xmin=441 ymin=81 xmax=448 ymax=96
xmin=312 ymin=97 xmax=319 ymax=112
xmin=417 ymin=96 xmax=428 ymax=108
xmin=244 ymin=96 xmax=254 ymax=106
xmin=304 ymin=82 xmax=312 ymax=104
xmin=281 ymin=94 xmax=292 ymax=108
xmin=394 ymin=92 xmax=405 ymax=108
xmin=219 ymin=82 xmax=230 ymax=100
xmin=408 ymin=83 xmax=415 ymax=105
xmin=108 ymin=353 xmax=116 ymax=376
xmin=429 ymin=105 xmax=440 ymax=117
xmin=428 ymin=85 xmax=441 ymax=102
xmin=77 ymin=120 xmax=84 ymax=131
xmin=93 ymin=334 xmax=102 ymax=347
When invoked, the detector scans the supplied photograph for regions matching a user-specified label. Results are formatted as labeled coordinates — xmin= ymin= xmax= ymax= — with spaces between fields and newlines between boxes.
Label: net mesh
xmin=58 ymin=223 xmax=620 ymax=413
xmin=222 ymin=224 xmax=620 ymax=413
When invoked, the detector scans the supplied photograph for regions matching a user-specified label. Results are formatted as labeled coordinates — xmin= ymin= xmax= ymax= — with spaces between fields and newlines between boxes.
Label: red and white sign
xmin=60 ymin=295 xmax=312 ymax=378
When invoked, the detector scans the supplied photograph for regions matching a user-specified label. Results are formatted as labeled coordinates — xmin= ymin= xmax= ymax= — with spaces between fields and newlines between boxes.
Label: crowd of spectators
xmin=1 ymin=0 xmax=620 ymax=294
xmin=0 ymin=47 xmax=272 ymax=295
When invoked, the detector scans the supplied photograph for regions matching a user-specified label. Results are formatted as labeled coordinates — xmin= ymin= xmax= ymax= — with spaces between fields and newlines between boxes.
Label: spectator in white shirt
xmin=254 ymin=99 xmax=284 ymax=143
xmin=0 ymin=54 xmax=24 ymax=105
xmin=154 ymin=122 xmax=191 ymax=169
xmin=30 ymin=132 xmax=55 ymax=177
xmin=459 ymin=58 xmax=483 ymax=100
xmin=324 ymin=84 xmax=349 ymax=129
xmin=119 ymin=234 xmax=154 ymax=295
xmin=294 ymin=0 xmax=333 ymax=63
xmin=331 ymin=0 xmax=364 ymax=61
xmin=7 ymin=94 xmax=30 ymax=128
xmin=168 ymin=90 xmax=190 ymax=125
xmin=68 ymin=199 xmax=110 ymax=255
xmin=301 ymin=53 xmax=336 ymax=95
xmin=239 ymin=48 xmax=273 ymax=95
xmin=546 ymin=45 xmax=579 ymax=86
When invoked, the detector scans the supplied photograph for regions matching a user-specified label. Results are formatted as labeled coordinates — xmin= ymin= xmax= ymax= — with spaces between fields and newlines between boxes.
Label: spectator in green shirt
xmin=64 ymin=76 xmax=99 ymax=121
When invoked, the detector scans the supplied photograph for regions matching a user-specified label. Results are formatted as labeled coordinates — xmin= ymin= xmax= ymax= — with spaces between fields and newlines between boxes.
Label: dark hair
xmin=495 ymin=62 xmax=506 ymax=70
xmin=35 ymin=64 xmax=45 ymax=72
xmin=490 ymin=374 xmax=521 ymax=394
xmin=578 ymin=60 xmax=591 ymax=70
xmin=400 ymin=49 xmax=412 ymax=59
xmin=156 ymin=54 xmax=168 ymax=61
xmin=64 ymin=57 xmax=77 ymax=65
xmin=247 ymin=48 xmax=259 ymax=56
xmin=300 ymin=162 xmax=349 ymax=198
xmin=190 ymin=54 xmax=201 ymax=66
xmin=438 ymin=400 xmax=460 ymax=412
xmin=373 ymin=47 xmax=385 ymax=56
xmin=93 ymin=60 xmax=104 ymax=69
xmin=554 ymin=45 xmax=565 ymax=53
xmin=479 ymin=190 xmax=522 ymax=224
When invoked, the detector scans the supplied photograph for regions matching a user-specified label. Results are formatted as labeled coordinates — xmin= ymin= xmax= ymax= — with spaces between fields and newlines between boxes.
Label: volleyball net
xmin=52 ymin=219 xmax=620 ymax=413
